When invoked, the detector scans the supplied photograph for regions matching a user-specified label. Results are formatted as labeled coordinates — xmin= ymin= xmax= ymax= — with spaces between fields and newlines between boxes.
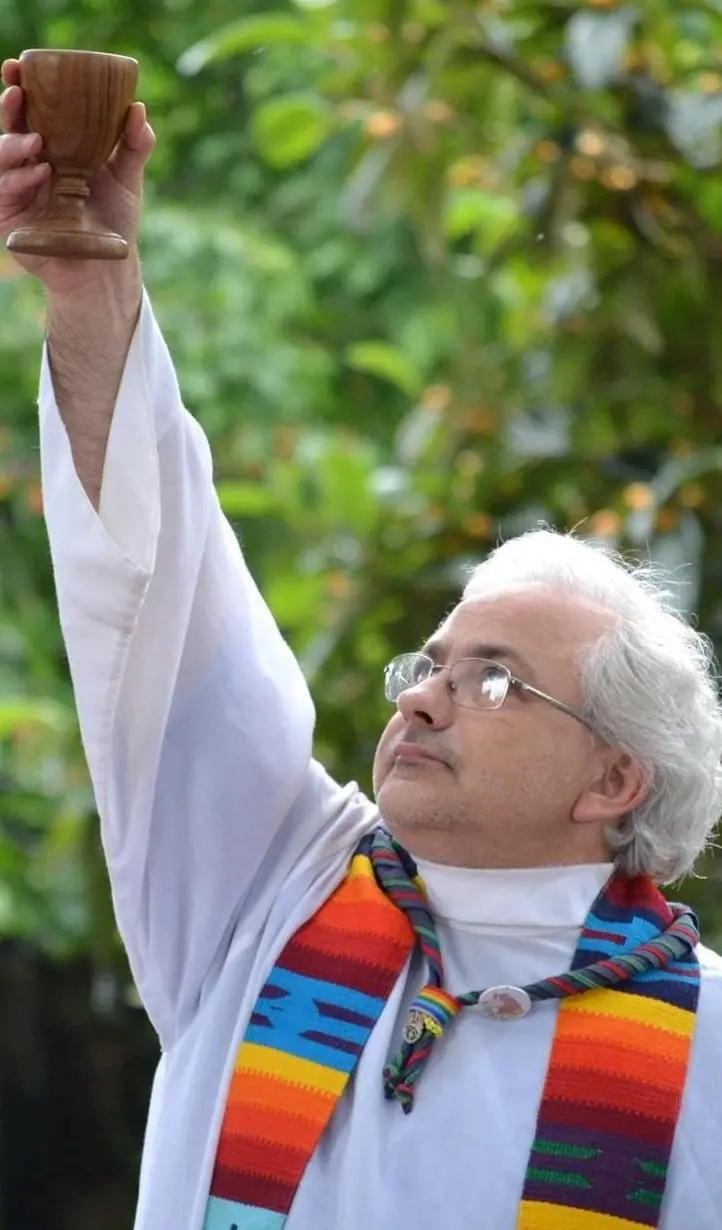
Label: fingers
xmin=0 ymin=131 xmax=47 ymax=212
xmin=0 ymin=132 xmax=42 ymax=171
xmin=0 ymin=161 xmax=50 ymax=209
xmin=1 ymin=60 xmax=20 ymax=89
xmin=1 ymin=83 xmax=30 ymax=135
xmin=0 ymin=159 xmax=50 ymax=196
xmin=107 ymin=101 xmax=155 ymax=189
xmin=122 ymin=101 xmax=155 ymax=152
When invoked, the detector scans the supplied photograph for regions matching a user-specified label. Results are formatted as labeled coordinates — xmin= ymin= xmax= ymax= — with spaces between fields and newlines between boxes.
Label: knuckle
xmin=0 ymin=88 xmax=18 ymax=117
xmin=0 ymin=133 xmax=28 ymax=163
xmin=0 ymin=167 xmax=25 ymax=199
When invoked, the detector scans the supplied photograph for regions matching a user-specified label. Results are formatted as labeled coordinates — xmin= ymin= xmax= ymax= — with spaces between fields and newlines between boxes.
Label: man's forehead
xmin=429 ymin=590 xmax=609 ymax=659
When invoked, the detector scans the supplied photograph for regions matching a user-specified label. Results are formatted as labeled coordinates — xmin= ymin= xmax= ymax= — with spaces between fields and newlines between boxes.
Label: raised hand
xmin=0 ymin=56 xmax=155 ymax=297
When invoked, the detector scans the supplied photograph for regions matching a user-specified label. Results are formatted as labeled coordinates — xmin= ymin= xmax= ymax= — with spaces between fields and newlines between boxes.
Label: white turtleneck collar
xmin=412 ymin=857 xmax=613 ymax=931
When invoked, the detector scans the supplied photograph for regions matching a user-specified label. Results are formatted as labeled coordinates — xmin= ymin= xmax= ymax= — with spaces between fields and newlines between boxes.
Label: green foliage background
xmin=1 ymin=0 xmax=722 ymax=1221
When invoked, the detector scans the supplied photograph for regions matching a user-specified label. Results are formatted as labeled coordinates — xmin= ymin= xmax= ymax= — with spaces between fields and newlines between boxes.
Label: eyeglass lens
xmin=385 ymin=655 xmax=510 ymax=709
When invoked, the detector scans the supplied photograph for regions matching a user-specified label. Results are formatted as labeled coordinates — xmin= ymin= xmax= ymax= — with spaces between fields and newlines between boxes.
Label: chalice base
xmin=7 ymin=222 xmax=128 ymax=260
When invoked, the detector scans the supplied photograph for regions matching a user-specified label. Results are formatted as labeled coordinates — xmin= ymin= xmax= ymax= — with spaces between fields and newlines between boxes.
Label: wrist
xmin=45 ymin=258 xmax=143 ymax=332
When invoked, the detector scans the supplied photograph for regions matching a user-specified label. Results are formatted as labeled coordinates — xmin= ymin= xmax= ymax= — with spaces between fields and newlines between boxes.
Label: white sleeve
xmin=39 ymin=292 xmax=355 ymax=1045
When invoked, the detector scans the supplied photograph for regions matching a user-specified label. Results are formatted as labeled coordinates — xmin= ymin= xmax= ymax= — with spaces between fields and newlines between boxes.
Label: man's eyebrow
xmin=420 ymin=638 xmax=536 ymax=679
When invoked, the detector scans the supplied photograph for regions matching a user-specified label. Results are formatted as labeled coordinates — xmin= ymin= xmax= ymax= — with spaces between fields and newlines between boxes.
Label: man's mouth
xmin=393 ymin=742 xmax=448 ymax=768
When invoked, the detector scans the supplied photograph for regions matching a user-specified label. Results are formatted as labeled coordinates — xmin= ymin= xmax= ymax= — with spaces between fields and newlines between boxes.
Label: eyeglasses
xmin=384 ymin=652 xmax=594 ymax=732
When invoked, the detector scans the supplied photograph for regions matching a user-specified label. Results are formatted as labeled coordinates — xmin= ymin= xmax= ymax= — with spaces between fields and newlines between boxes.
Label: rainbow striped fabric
xmin=203 ymin=853 xmax=413 ymax=1230
xmin=203 ymin=837 xmax=699 ymax=1230
xmin=519 ymin=874 xmax=700 ymax=1228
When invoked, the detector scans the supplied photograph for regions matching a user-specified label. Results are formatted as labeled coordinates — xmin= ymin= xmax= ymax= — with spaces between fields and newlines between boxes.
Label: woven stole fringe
xmin=202 ymin=847 xmax=699 ymax=1230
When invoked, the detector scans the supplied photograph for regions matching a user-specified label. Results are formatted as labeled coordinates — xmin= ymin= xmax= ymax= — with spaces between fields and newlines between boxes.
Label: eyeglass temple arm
xmin=515 ymin=680 xmax=593 ymax=731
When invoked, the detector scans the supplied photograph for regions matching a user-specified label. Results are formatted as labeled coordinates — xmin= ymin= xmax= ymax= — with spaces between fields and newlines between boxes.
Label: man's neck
xmin=385 ymin=821 xmax=611 ymax=871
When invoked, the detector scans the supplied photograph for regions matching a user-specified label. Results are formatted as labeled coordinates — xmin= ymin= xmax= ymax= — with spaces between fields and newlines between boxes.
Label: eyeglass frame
xmin=384 ymin=652 xmax=596 ymax=733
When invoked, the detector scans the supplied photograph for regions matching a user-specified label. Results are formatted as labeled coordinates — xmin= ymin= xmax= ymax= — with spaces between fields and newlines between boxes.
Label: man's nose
xmin=395 ymin=670 xmax=454 ymax=727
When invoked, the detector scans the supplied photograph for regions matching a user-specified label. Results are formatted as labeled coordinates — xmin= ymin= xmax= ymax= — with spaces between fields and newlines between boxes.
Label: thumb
xmin=106 ymin=101 xmax=156 ymax=191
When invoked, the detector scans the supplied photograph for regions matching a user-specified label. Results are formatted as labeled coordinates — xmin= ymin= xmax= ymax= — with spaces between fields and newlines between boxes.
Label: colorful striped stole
xmin=518 ymin=874 xmax=700 ymax=1228
xmin=203 ymin=833 xmax=699 ymax=1230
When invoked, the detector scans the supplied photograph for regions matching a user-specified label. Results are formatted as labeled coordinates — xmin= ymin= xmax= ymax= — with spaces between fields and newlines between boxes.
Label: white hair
xmin=462 ymin=528 xmax=722 ymax=883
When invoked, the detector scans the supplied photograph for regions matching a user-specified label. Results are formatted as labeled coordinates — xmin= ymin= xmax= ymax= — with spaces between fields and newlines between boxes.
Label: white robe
xmin=38 ymin=294 xmax=722 ymax=1230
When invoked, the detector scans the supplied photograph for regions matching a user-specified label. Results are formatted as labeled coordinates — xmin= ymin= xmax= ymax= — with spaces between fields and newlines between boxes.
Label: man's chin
xmin=376 ymin=775 xmax=446 ymax=828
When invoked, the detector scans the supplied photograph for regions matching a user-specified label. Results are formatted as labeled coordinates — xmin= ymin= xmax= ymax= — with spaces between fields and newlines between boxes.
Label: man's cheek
xmin=372 ymin=714 xmax=404 ymax=792
xmin=372 ymin=743 xmax=391 ymax=794
xmin=371 ymin=750 xmax=385 ymax=795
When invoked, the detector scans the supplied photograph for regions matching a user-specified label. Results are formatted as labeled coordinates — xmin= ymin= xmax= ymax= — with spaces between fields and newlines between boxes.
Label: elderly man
xmin=2 ymin=60 xmax=721 ymax=1230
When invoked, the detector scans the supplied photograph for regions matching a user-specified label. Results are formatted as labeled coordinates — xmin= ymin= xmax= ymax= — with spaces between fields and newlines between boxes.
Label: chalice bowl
xmin=7 ymin=49 xmax=138 ymax=260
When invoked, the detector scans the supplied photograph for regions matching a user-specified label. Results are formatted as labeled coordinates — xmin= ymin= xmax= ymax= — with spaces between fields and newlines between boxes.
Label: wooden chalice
xmin=7 ymin=49 xmax=138 ymax=260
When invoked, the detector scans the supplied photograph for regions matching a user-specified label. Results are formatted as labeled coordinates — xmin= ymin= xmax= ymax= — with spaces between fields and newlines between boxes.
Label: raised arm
xmin=44 ymin=295 xmax=362 ymax=1045
xmin=1 ymin=65 xmax=373 ymax=1047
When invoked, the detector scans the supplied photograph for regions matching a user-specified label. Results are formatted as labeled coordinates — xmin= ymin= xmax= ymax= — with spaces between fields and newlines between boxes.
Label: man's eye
xmin=477 ymin=665 xmax=508 ymax=703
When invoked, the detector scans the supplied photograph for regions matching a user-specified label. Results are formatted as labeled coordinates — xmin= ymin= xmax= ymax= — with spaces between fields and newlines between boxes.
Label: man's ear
xmin=572 ymin=750 xmax=651 ymax=826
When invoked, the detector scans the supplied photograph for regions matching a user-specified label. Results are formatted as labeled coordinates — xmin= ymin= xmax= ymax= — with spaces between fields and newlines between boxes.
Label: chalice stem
xmin=7 ymin=165 xmax=128 ymax=259
xmin=51 ymin=171 xmax=90 ymax=229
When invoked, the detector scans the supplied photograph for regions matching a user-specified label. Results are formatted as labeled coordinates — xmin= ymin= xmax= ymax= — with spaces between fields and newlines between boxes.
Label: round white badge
xmin=477 ymin=985 xmax=532 ymax=1021
xmin=403 ymin=1009 xmax=426 ymax=1044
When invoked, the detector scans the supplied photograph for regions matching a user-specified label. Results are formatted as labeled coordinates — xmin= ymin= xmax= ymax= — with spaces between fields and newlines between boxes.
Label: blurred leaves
xmin=566 ymin=8 xmax=637 ymax=90
xmin=2 ymin=0 xmax=722 ymax=963
xmin=252 ymin=93 xmax=333 ymax=166
xmin=178 ymin=13 xmax=310 ymax=76
xmin=345 ymin=341 xmax=424 ymax=397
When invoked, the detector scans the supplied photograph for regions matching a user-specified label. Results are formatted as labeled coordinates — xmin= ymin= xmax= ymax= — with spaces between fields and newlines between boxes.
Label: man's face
xmin=373 ymin=589 xmax=618 ymax=867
